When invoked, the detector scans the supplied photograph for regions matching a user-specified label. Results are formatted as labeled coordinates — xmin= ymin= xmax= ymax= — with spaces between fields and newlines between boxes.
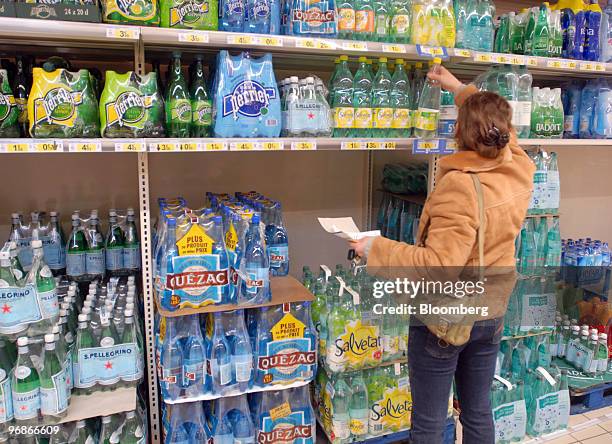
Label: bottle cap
xmin=379 ymin=57 xmax=387 ymax=63
xmin=306 ymin=76 xmax=314 ymax=83
xmin=11 ymin=213 xmax=19 ymax=219
xmin=290 ymin=76 xmax=298 ymax=82
xmin=571 ymin=325 xmax=580 ymax=331
xmin=395 ymin=59 xmax=404 ymax=65
xmin=127 ymin=207 xmax=135 ymax=216
xmin=52 ymin=325 xmax=60 ymax=334
xmin=601 ymin=333 xmax=608 ymax=339
xmin=358 ymin=56 xmax=367 ymax=63
xmin=125 ymin=309 xmax=133 ymax=317
xmin=340 ymin=55 xmax=348 ymax=61
xmin=31 ymin=239 xmax=42 ymax=249
xmin=49 ymin=211 xmax=58 ymax=217
xmin=44 ymin=334 xmax=55 ymax=343
xmin=78 ymin=314 xmax=88 ymax=322
xmin=591 ymin=334 xmax=598 ymax=340
xmin=17 ymin=337 xmax=28 ymax=346
xmin=433 ymin=57 xmax=442 ymax=64
xmin=102 ymin=416 xmax=111 ymax=423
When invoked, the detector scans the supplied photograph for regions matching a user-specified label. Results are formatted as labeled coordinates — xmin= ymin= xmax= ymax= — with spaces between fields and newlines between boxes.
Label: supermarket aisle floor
xmin=454 ymin=406 xmax=612 ymax=444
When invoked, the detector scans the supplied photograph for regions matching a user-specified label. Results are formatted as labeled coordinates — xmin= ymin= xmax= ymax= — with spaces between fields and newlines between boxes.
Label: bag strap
xmin=470 ymin=174 xmax=485 ymax=277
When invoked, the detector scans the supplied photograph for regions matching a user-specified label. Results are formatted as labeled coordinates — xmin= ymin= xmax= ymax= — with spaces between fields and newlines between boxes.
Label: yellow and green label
xmin=415 ymin=108 xmax=439 ymax=131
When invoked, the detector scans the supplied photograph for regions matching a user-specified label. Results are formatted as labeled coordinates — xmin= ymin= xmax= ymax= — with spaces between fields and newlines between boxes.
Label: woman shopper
xmin=350 ymin=67 xmax=535 ymax=444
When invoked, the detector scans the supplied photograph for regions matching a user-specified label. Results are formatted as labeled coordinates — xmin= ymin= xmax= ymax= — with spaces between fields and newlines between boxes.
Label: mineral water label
xmin=170 ymin=99 xmax=192 ymax=123
xmin=106 ymin=247 xmax=123 ymax=271
xmin=349 ymin=410 xmax=369 ymax=436
xmin=334 ymin=320 xmax=382 ymax=367
xmin=246 ymin=267 xmax=268 ymax=295
xmin=233 ymin=355 xmax=252 ymax=382
xmin=259 ymin=325 xmax=315 ymax=383
xmin=533 ymin=390 xmax=570 ymax=434
xmin=39 ymin=288 xmax=59 ymax=320
xmin=355 ymin=10 xmax=374 ymax=33
xmin=0 ymin=284 xmax=42 ymax=331
xmin=373 ymin=108 xmax=393 ymax=128
xmin=40 ymin=370 xmax=68 ymax=415
xmin=493 ymin=400 xmax=526 ymax=442
xmin=76 ymin=343 xmax=139 ymax=386
xmin=519 ymin=292 xmax=555 ymax=332
xmin=392 ymin=108 xmax=410 ymax=129
xmin=258 ymin=409 xmax=313 ymax=443
xmin=168 ymin=254 xmax=227 ymax=308
xmin=391 ymin=14 xmax=409 ymax=34
xmin=123 ymin=245 xmax=141 ymax=270
xmin=564 ymin=115 xmax=574 ymax=132
xmin=269 ymin=244 xmax=288 ymax=269
xmin=183 ymin=360 xmax=202 ymax=383
xmin=332 ymin=414 xmax=350 ymax=439
xmin=12 ymin=387 xmax=39 ymax=420
xmin=0 ymin=375 xmax=13 ymax=422
xmin=370 ymin=386 xmax=412 ymax=432
xmin=334 ymin=107 xmax=354 ymax=128
xmin=65 ymin=354 xmax=73 ymax=389
xmin=66 ymin=252 xmax=86 ymax=276
xmin=86 ymin=249 xmax=105 ymax=275
xmin=192 ymin=100 xmax=212 ymax=126
xmin=546 ymin=171 xmax=560 ymax=211
xmin=214 ymin=361 xmax=231 ymax=386
xmin=518 ymin=101 xmax=532 ymax=127
xmin=43 ymin=239 xmax=64 ymax=269
xmin=415 ymin=109 xmax=439 ymax=131
xmin=354 ymin=108 xmax=372 ymax=128
xmin=338 ymin=8 xmax=355 ymax=31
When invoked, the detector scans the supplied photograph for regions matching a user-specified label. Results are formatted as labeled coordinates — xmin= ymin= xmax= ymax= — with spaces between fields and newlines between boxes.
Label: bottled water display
xmin=218 ymin=0 xmax=280 ymax=34
xmin=161 ymin=386 xmax=315 ymax=444
xmin=279 ymin=75 xmax=332 ymax=137
xmin=527 ymin=150 xmax=560 ymax=216
xmin=157 ymin=301 xmax=316 ymax=401
xmin=377 ymin=192 xmax=423 ymax=245
xmin=154 ymin=192 xmax=289 ymax=312
xmin=456 ymin=0 xmax=496 ymax=51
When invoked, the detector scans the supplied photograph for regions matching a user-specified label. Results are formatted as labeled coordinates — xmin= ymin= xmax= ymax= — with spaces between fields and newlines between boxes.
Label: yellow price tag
xmin=580 ymin=62 xmax=595 ymax=71
xmin=382 ymin=141 xmax=396 ymax=150
xmin=317 ymin=40 xmax=336 ymax=50
xmin=204 ymin=142 xmax=225 ymax=151
xmin=232 ymin=141 xmax=255 ymax=151
xmin=291 ymin=141 xmax=316 ymax=150
xmin=261 ymin=141 xmax=283 ymax=150
xmin=595 ymin=63 xmax=605 ymax=72
xmin=343 ymin=41 xmax=368 ymax=51
xmin=365 ymin=141 xmax=382 ymax=150
xmin=227 ymin=35 xmax=254 ymax=45
xmin=493 ymin=54 xmax=510 ymax=64
xmin=526 ymin=57 xmax=539 ymax=67
xmin=509 ymin=55 xmax=525 ymax=65
xmin=5 ymin=142 xmax=30 ymax=153
xmin=446 ymin=140 xmax=458 ymax=151
xmin=259 ymin=36 xmax=283 ymax=47
xmin=69 ymin=141 xmax=101 ymax=152
xmin=296 ymin=38 xmax=317 ymax=49
xmin=34 ymin=142 xmax=60 ymax=152
xmin=567 ymin=61 xmax=577 ymax=69
xmin=454 ymin=48 xmax=471 ymax=57
xmin=106 ymin=27 xmax=139 ymax=40
xmin=178 ymin=32 xmax=209 ymax=43
xmin=341 ymin=141 xmax=363 ymax=150
xmin=115 ymin=142 xmax=144 ymax=152
xmin=178 ymin=142 xmax=198 ymax=151
xmin=419 ymin=141 xmax=438 ymax=151
xmin=474 ymin=53 xmax=492 ymax=63
xmin=547 ymin=60 xmax=563 ymax=69
xmin=154 ymin=142 xmax=178 ymax=152
xmin=382 ymin=44 xmax=405 ymax=54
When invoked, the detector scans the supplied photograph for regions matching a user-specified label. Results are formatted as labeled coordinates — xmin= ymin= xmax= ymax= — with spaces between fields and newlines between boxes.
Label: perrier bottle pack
xmin=99 ymin=71 xmax=165 ymax=138
xmin=160 ymin=0 xmax=218 ymax=30
xmin=27 ymin=68 xmax=100 ymax=138
xmin=102 ymin=0 xmax=160 ymax=25
xmin=0 ymin=69 xmax=19 ymax=138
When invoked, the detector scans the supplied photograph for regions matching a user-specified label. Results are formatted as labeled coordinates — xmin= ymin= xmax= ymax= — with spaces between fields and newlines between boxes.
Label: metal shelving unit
xmin=3 ymin=16 xmax=612 ymax=444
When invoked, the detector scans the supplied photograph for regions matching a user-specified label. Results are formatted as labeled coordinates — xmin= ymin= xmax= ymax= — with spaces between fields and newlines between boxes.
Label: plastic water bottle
xmin=230 ymin=310 xmax=253 ymax=393
xmin=220 ymin=0 xmax=245 ymax=32
xmin=389 ymin=0 xmax=410 ymax=43
xmin=464 ymin=0 xmax=495 ymax=51
xmin=210 ymin=312 xmax=232 ymax=394
xmin=593 ymin=79 xmax=612 ymax=139
xmin=86 ymin=216 xmax=105 ymax=281
xmin=354 ymin=0 xmax=375 ymax=40
xmin=337 ymin=0 xmax=356 ymax=39
xmin=331 ymin=374 xmax=351 ymax=441
xmin=332 ymin=56 xmax=354 ymax=137
xmin=414 ymin=58 xmax=441 ymax=139
xmin=532 ymin=4 xmax=550 ymax=57
xmin=348 ymin=371 xmax=369 ymax=439
xmin=181 ymin=314 xmax=205 ymax=398
xmin=602 ymin=0 xmax=612 ymax=62
xmin=265 ymin=202 xmax=289 ymax=276
xmin=585 ymin=0 xmax=603 ymax=61
xmin=351 ymin=57 xmax=373 ymax=137
xmin=371 ymin=57 xmax=392 ymax=137
xmin=390 ymin=58 xmax=411 ymax=137
xmin=45 ymin=211 xmax=66 ymax=276
xmin=549 ymin=9 xmax=563 ymax=57
xmin=563 ymin=80 xmax=582 ymax=138
xmin=105 ymin=210 xmax=124 ymax=276
xmin=239 ymin=214 xmax=269 ymax=304
xmin=159 ymin=316 xmax=182 ymax=400
xmin=373 ymin=0 xmax=390 ymax=42
xmin=579 ymin=80 xmax=598 ymax=138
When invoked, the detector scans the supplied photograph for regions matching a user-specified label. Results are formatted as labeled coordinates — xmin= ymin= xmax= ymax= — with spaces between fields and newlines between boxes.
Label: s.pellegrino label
xmin=66 ymin=252 xmax=86 ymax=277
xmin=12 ymin=383 xmax=39 ymax=421
xmin=43 ymin=238 xmax=65 ymax=270
xmin=76 ymin=343 xmax=139 ymax=386
xmin=0 ymin=284 xmax=42 ymax=333
xmin=0 ymin=372 xmax=13 ymax=423
xmin=123 ymin=245 xmax=141 ymax=270
xmin=106 ymin=247 xmax=123 ymax=271
xmin=40 ymin=370 xmax=68 ymax=415
xmin=86 ymin=250 xmax=106 ymax=275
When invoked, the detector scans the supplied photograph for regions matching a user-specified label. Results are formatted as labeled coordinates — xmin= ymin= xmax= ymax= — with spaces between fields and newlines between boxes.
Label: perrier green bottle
xmin=166 ymin=52 xmax=191 ymax=138
xmin=13 ymin=56 xmax=28 ymax=138
xmin=190 ymin=55 xmax=212 ymax=137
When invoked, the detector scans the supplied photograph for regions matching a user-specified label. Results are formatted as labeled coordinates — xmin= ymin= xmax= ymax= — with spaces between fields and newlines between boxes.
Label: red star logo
xmin=105 ymin=361 xmax=113 ymax=370
xmin=20 ymin=405 xmax=27 ymax=411
xmin=0 ymin=407 xmax=4 ymax=414
xmin=307 ymin=112 xmax=315 ymax=119
xmin=1 ymin=304 xmax=10 ymax=314
xmin=373 ymin=350 xmax=382 ymax=361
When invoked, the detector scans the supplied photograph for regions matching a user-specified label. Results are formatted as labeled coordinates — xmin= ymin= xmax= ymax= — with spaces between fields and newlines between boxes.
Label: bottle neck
xmin=45 ymin=342 xmax=55 ymax=351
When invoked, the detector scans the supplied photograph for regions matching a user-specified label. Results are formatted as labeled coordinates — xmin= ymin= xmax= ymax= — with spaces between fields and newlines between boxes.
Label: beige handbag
xmin=423 ymin=173 xmax=486 ymax=346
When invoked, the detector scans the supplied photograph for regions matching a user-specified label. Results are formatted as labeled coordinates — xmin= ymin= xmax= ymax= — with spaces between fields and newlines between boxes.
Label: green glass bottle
xmin=0 ymin=69 xmax=19 ymax=138
xmin=190 ymin=55 xmax=212 ymax=138
xmin=8 ymin=241 xmax=25 ymax=283
xmin=86 ymin=215 xmax=105 ymax=281
xmin=39 ymin=334 xmax=68 ymax=422
xmin=72 ymin=420 xmax=93 ymax=444
xmin=165 ymin=52 xmax=191 ymax=138
xmin=119 ymin=410 xmax=145 ymax=443
xmin=73 ymin=314 xmax=96 ymax=396
xmin=66 ymin=214 xmax=88 ymax=282
xmin=13 ymin=56 xmax=28 ymax=138
xmin=120 ymin=309 xmax=143 ymax=389
xmin=123 ymin=208 xmax=141 ymax=273
xmin=27 ymin=240 xmax=59 ymax=337
xmin=98 ymin=415 xmax=114 ymax=444
xmin=0 ymin=338 xmax=14 ymax=429
xmin=12 ymin=337 xmax=40 ymax=426
xmin=105 ymin=210 xmax=125 ymax=276
xmin=98 ymin=318 xmax=120 ymax=391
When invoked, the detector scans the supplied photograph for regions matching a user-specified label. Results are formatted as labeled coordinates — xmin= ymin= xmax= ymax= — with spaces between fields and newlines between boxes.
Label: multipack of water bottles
xmin=279 ymin=75 xmax=332 ymax=137
xmin=563 ymin=78 xmax=612 ymax=139
xmin=377 ymin=193 xmax=423 ymax=244
xmin=154 ymin=192 xmax=289 ymax=312
xmin=161 ymin=386 xmax=315 ymax=443
xmin=157 ymin=301 xmax=317 ymax=402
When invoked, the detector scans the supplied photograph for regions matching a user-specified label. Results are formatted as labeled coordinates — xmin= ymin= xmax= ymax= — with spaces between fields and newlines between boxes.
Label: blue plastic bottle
xmin=214 ymin=413 xmax=235 ymax=444
xmin=594 ymin=79 xmax=612 ymax=139
xmin=573 ymin=1 xmax=588 ymax=59
xmin=230 ymin=310 xmax=254 ymax=392
xmin=209 ymin=312 xmax=232 ymax=395
xmin=221 ymin=0 xmax=246 ymax=32
xmin=181 ymin=314 xmax=206 ymax=398
xmin=265 ymin=202 xmax=289 ymax=277
xmin=159 ymin=316 xmax=182 ymax=401
xmin=584 ymin=0 xmax=603 ymax=61
xmin=160 ymin=216 xmax=178 ymax=311
xmin=563 ymin=81 xmax=582 ymax=139
xmin=254 ymin=306 xmax=273 ymax=387
xmin=233 ymin=409 xmax=256 ymax=443
xmin=239 ymin=214 xmax=270 ymax=305
xmin=579 ymin=80 xmax=599 ymax=138
xmin=210 ymin=216 xmax=231 ymax=304
xmin=247 ymin=0 xmax=281 ymax=34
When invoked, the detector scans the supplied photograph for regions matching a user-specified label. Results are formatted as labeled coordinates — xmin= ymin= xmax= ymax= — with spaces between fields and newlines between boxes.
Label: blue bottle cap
xmin=213 ymin=215 xmax=222 ymax=224
xmin=251 ymin=214 xmax=260 ymax=224
xmin=167 ymin=217 xmax=176 ymax=227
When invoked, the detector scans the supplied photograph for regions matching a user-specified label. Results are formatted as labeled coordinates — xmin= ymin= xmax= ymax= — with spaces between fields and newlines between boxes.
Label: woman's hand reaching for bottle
xmin=427 ymin=66 xmax=465 ymax=95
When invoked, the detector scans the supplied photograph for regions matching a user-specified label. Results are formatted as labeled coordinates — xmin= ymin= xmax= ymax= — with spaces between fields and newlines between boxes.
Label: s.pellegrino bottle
xmin=123 ymin=208 xmax=141 ymax=273
xmin=39 ymin=333 xmax=68 ymax=422
xmin=105 ymin=210 xmax=124 ymax=276
xmin=66 ymin=214 xmax=87 ymax=282
xmin=27 ymin=239 xmax=59 ymax=337
xmin=73 ymin=314 xmax=96 ymax=395
xmin=45 ymin=211 xmax=66 ymax=276
xmin=119 ymin=410 xmax=146 ymax=444
xmin=0 ymin=339 xmax=14 ymax=432
xmin=86 ymin=215 xmax=105 ymax=281
xmin=12 ymin=337 xmax=40 ymax=426
xmin=121 ymin=309 xmax=143 ymax=389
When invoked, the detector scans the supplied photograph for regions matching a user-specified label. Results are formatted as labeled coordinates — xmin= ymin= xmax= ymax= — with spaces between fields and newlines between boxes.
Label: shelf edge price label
xmin=258 ymin=36 xmax=283 ymax=47
xmin=34 ymin=140 xmax=62 ymax=152
xmin=261 ymin=141 xmax=283 ymax=151
xmin=152 ymin=142 xmax=178 ymax=152
xmin=365 ymin=141 xmax=384 ymax=150
xmin=203 ymin=141 xmax=226 ymax=151
xmin=595 ymin=63 xmax=605 ymax=72
xmin=4 ymin=142 xmax=31 ymax=153
xmin=416 ymin=45 xmax=447 ymax=58
xmin=526 ymin=57 xmax=539 ymax=67
xmin=580 ymin=62 xmax=596 ymax=71
xmin=492 ymin=53 xmax=511 ymax=64
xmin=178 ymin=142 xmax=199 ymax=151
xmin=342 ymin=41 xmax=368 ymax=51
xmin=231 ymin=141 xmax=256 ymax=151
xmin=69 ymin=141 xmax=101 ymax=152
xmin=341 ymin=141 xmax=363 ymax=150
xmin=453 ymin=48 xmax=471 ymax=58
xmin=106 ymin=27 xmax=140 ymax=40
xmin=382 ymin=44 xmax=406 ymax=54
xmin=317 ymin=39 xmax=336 ymax=50
xmin=473 ymin=52 xmax=492 ymax=63
xmin=445 ymin=140 xmax=458 ymax=152
xmin=295 ymin=38 xmax=317 ymax=49
xmin=115 ymin=141 xmax=144 ymax=152
xmin=291 ymin=140 xmax=316 ymax=150
xmin=382 ymin=141 xmax=396 ymax=150
xmin=178 ymin=31 xmax=209 ymax=43
xmin=227 ymin=34 xmax=255 ymax=45
xmin=509 ymin=55 xmax=525 ymax=65
xmin=412 ymin=139 xmax=441 ymax=154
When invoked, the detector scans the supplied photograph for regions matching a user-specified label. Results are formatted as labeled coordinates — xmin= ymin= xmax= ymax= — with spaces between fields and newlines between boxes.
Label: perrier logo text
xmin=34 ymin=87 xmax=82 ymax=125
xmin=106 ymin=91 xmax=153 ymax=128
xmin=0 ymin=93 xmax=15 ymax=122
xmin=170 ymin=0 xmax=209 ymax=26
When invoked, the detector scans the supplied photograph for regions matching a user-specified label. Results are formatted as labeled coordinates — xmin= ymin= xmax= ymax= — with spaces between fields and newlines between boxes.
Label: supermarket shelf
xmin=377 ymin=190 xmax=427 ymax=205
xmin=501 ymin=329 xmax=553 ymax=341
xmin=58 ymin=387 xmax=136 ymax=424
xmin=156 ymin=275 xmax=314 ymax=317
xmin=2 ymin=137 xmax=612 ymax=155
xmin=163 ymin=378 xmax=311 ymax=405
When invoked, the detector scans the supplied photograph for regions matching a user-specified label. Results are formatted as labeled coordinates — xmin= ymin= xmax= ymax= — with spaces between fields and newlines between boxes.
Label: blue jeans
xmin=408 ymin=318 xmax=503 ymax=444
